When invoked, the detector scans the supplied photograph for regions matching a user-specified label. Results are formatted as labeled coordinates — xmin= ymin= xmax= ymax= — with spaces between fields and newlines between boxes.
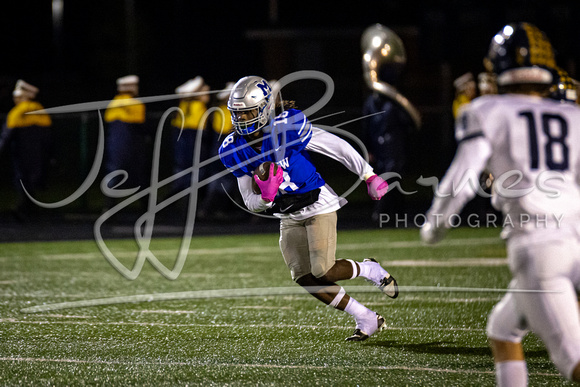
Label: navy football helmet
xmin=484 ymin=22 xmax=556 ymax=86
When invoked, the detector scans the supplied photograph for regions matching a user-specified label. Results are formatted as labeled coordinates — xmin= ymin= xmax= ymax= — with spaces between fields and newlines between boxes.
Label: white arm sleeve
xmin=426 ymin=136 xmax=492 ymax=228
xmin=237 ymin=174 xmax=274 ymax=213
xmin=305 ymin=127 xmax=374 ymax=180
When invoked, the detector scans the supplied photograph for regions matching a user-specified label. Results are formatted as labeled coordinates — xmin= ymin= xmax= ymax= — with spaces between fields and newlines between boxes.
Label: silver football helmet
xmin=361 ymin=23 xmax=421 ymax=129
xmin=227 ymin=76 xmax=273 ymax=135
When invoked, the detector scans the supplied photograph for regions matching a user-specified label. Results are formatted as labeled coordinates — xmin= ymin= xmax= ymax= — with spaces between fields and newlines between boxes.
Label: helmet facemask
xmin=227 ymin=76 xmax=273 ymax=136
xmin=231 ymin=101 xmax=270 ymax=136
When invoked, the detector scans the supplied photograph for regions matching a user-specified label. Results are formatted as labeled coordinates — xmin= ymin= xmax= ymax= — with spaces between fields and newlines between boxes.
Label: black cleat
xmin=345 ymin=314 xmax=386 ymax=341
xmin=345 ymin=328 xmax=369 ymax=342
xmin=380 ymin=275 xmax=399 ymax=299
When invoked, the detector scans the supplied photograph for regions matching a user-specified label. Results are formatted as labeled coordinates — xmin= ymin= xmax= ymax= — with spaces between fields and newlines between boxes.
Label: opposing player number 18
xmin=519 ymin=111 xmax=569 ymax=171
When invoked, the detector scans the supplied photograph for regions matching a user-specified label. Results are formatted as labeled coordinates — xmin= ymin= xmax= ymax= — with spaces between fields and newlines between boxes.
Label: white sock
xmin=357 ymin=261 xmax=372 ymax=279
xmin=496 ymin=361 xmax=527 ymax=387
xmin=344 ymin=297 xmax=373 ymax=321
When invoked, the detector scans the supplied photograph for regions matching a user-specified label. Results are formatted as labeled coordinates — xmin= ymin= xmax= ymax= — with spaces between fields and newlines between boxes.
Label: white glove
xmin=420 ymin=221 xmax=446 ymax=245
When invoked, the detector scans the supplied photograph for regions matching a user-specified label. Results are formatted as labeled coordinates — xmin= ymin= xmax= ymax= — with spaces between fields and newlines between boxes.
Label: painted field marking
xmin=229 ymin=305 xmax=293 ymax=310
xmin=139 ymin=309 xmax=197 ymax=314
xmin=387 ymin=258 xmax=507 ymax=267
xmin=0 ymin=356 xmax=561 ymax=378
xmin=20 ymin=283 xmax=552 ymax=314
xmin=365 ymin=296 xmax=502 ymax=306
xmin=19 ymin=282 xmax=556 ymax=314
xmin=33 ymin=237 xmax=503 ymax=261
xmin=0 ymin=318 xmax=484 ymax=332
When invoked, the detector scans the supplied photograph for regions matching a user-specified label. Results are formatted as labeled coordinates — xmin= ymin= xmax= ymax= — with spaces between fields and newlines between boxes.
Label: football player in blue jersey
xmin=219 ymin=76 xmax=398 ymax=341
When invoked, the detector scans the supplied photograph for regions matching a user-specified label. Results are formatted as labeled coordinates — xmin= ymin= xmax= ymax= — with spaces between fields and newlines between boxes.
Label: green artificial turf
xmin=0 ymin=228 xmax=571 ymax=386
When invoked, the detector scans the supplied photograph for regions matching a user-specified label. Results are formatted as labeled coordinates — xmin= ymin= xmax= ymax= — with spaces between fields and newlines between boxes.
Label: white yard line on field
xmin=35 ymin=237 xmax=503 ymax=260
xmin=41 ymin=314 xmax=94 ymax=319
xmin=229 ymin=305 xmax=293 ymax=310
xmin=0 ymin=356 xmax=560 ymax=378
xmin=0 ymin=318 xmax=483 ymax=332
xmin=139 ymin=309 xmax=197 ymax=314
xmin=339 ymin=237 xmax=502 ymax=250
xmin=364 ymin=296 xmax=502 ymax=306
xmin=19 ymin=283 xmax=552 ymax=314
xmin=21 ymin=284 xmax=542 ymax=314
xmin=387 ymin=258 xmax=507 ymax=267
xmin=38 ymin=246 xmax=281 ymax=260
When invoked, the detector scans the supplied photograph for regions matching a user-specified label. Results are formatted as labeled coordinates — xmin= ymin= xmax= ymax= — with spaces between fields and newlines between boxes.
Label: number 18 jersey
xmin=458 ymin=94 xmax=580 ymax=232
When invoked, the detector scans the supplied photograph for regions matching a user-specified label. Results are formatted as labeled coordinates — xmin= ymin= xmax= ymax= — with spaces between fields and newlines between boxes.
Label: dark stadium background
xmin=0 ymin=0 xmax=578 ymax=239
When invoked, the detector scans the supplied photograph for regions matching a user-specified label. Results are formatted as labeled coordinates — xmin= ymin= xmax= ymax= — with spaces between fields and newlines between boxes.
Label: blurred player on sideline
xmin=198 ymin=82 xmax=237 ymax=220
xmin=0 ymin=80 xmax=52 ymax=218
xmin=452 ymin=72 xmax=477 ymax=118
xmin=219 ymin=76 xmax=398 ymax=341
xmin=420 ymin=22 xmax=580 ymax=385
xmin=103 ymin=75 xmax=147 ymax=211
xmin=452 ymin=72 xmax=498 ymax=118
xmin=170 ymin=76 xmax=211 ymax=198
xmin=478 ymin=72 xmax=498 ymax=96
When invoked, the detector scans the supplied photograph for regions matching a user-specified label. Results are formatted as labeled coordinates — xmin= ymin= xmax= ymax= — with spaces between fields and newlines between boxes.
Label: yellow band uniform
xmin=171 ymin=100 xmax=207 ymax=130
xmin=104 ymin=94 xmax=146 ymax=124
xmin=6 ymin=101 xmax=52 ymax=129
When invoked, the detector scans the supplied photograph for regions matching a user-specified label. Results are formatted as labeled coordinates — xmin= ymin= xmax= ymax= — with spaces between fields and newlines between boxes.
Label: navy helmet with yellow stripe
xmin=483 ymin=22 xmax=556 ymax=86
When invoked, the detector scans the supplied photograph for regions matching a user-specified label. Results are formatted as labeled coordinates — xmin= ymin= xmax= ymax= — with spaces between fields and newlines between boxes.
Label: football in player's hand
xmin=252 ymin=161 xmax=279 ymax=194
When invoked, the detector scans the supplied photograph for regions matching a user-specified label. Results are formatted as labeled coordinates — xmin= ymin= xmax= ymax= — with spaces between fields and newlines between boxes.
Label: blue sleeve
xmin=219 ymin=133 xmax=248 ymax=178
xmin=269 ymin=109 xmax=312 ymax=154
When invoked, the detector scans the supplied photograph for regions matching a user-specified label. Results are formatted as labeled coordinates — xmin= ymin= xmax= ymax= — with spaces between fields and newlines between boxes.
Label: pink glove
xmin=366 ymin=174 xmax=388 ymax=200
xmin=254 ymin=165 xmax=284 ymax=202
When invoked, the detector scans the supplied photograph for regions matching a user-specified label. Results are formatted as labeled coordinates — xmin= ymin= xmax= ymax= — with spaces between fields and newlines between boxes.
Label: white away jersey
xmin=429 ymin=93 xmax=580 ymax=236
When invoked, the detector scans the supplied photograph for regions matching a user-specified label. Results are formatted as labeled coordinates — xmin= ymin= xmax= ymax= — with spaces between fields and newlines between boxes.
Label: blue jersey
xmin=219 ymin=109 xmax=325 ymax=195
